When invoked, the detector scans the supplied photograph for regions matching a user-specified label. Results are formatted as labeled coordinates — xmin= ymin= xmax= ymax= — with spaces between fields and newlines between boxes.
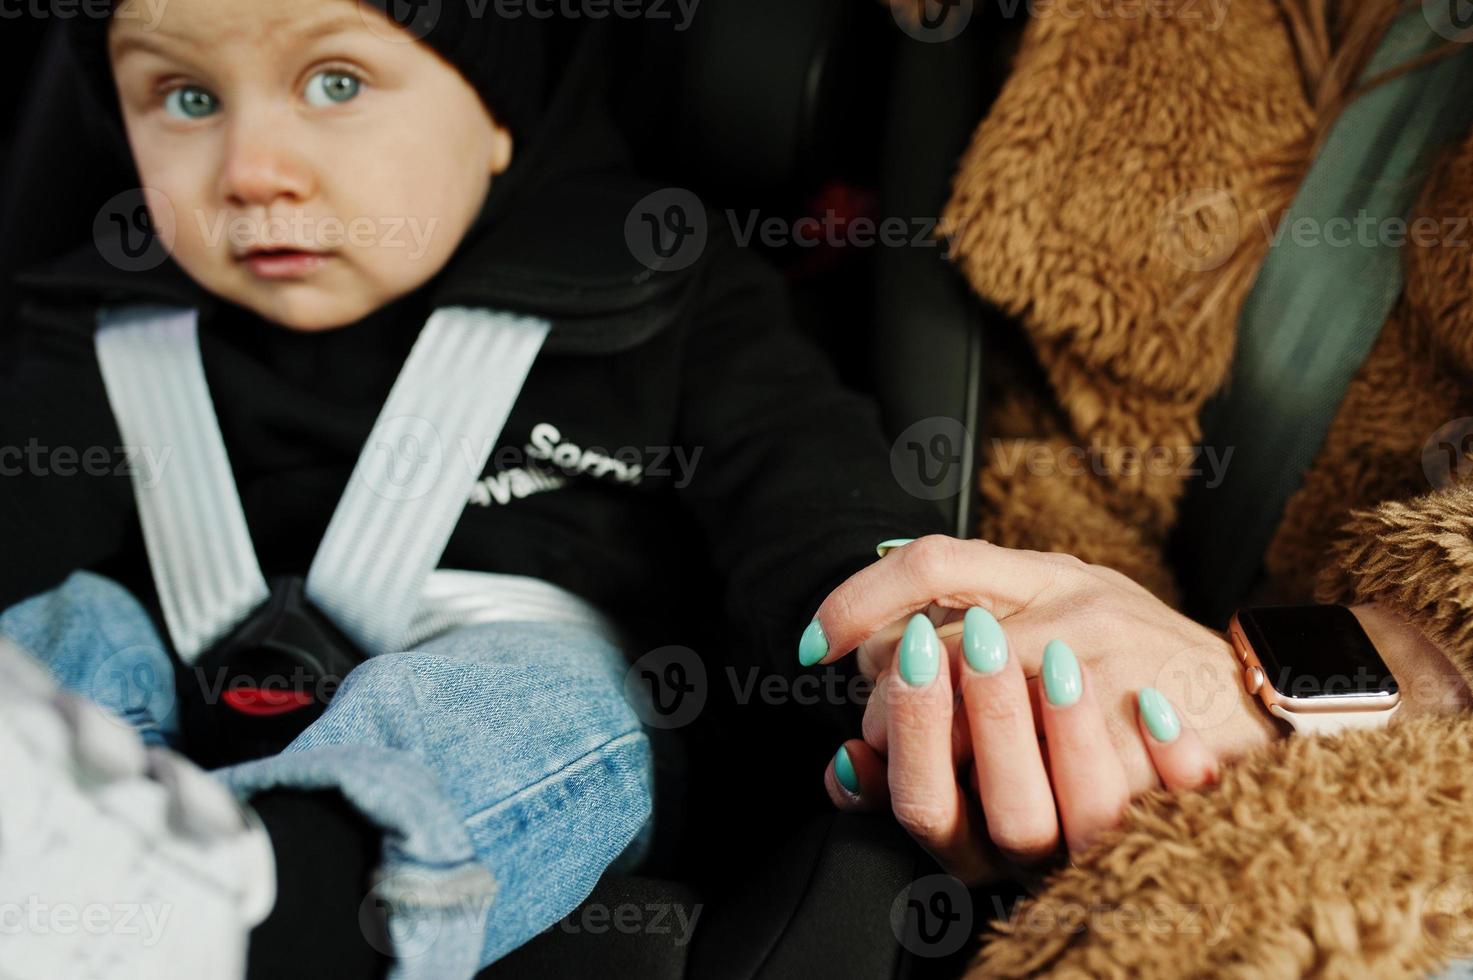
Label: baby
xmin=0 ymin=1 xmax=950 ymax=978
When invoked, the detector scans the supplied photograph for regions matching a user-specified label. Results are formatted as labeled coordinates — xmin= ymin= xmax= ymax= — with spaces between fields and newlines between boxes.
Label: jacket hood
xmin=14 ymin=16 xmax=691 ymax=354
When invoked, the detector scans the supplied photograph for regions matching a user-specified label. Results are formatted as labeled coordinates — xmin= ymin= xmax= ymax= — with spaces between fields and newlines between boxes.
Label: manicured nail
xmin=898 ymin=614 xmax=941 ymax=686
xmin=1138 ymin=687 xmax=1181 ymax=743
xmin=834 ymin=746 xmax=860 ymax=794
xmin=1042 ymin=639 xmax=1082 ymax=707
xmin=962 ymin=607 xmax=1007 ymax=675
xmin=799 ymin=619 xmax=828 ymax=667
xmin=876 ymin=538 xmax=916 ymax=558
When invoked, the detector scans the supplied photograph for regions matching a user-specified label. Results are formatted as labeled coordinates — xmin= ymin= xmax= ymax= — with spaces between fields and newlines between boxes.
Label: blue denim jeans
xmin=0 ymin=571 xmax=656 ymax=979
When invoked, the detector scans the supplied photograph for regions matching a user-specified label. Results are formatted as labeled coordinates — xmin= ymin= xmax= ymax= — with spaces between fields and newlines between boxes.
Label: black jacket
xmin=1 ymin=20 xmax=951 ymax=728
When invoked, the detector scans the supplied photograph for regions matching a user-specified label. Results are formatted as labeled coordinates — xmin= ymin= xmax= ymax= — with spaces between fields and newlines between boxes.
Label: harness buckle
xmin=181 ymin=576 xmax=365 ymax=767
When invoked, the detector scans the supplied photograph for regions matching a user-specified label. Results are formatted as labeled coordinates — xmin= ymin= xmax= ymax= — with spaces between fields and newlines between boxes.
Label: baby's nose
xmin=217 ymin=116 xmax=315 ymax=208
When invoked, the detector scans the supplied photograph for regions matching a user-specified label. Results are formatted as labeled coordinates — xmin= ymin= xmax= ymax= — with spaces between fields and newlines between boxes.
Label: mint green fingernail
xmin=1042 ymin=639 xmax=1082 ymax=707
xmin=962 ymin=607 xmax=1007 ymax=675
xmin=898 ymin=614 xmax=941 ymax=686
xmin=798 ymin=619 xmax=828 ymax=667
xmin=1138 ymin=687 xmax=1181 ymax=743
xmin=834 ymin=746 xmax=860 ymax=794
xmin=876 ymin=538 xmax=916 ymax=557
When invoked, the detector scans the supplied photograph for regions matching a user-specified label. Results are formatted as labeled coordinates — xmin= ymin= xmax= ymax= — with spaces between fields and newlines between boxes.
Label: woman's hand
xmin=822 ymin=613 xmax=1219 ymax=883
xmin=801 ymin=535 xmax=1283 ymax=879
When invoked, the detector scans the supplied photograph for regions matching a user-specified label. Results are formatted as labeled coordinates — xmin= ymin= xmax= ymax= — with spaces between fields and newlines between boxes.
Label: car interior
xmin=0 ymin=2 xmax=1225 ymax=977
xmin=11 ymin=1 xmax=1473 ymax=977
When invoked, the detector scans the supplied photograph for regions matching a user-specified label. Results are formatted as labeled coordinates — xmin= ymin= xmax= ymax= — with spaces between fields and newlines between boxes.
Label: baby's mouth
xmin=236 ymin=246 xmax=334 ymax=280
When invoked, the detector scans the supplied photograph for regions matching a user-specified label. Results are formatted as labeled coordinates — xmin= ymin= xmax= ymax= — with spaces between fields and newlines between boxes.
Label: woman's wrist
xmin=1349 ymin=603 xmax=1473 ymax=719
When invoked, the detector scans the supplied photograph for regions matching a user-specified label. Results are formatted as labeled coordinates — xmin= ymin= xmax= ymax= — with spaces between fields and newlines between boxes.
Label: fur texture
xmin=907 ymin=0 xmax=1473 ymax=974
xmin=973 ymin=714 xmax=1473 ymax=978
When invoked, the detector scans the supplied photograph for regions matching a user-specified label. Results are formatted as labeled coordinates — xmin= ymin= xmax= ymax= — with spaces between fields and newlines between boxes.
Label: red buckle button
xmin=222 ymin=688 xmax=316 ymax=717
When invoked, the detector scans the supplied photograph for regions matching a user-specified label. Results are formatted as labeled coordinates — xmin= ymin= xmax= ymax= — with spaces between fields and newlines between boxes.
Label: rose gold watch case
xmin=1226 ymin=612 xmax=1401 ymax=723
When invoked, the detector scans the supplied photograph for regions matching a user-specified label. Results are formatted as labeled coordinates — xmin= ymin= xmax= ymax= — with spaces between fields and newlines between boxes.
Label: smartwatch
xmin=1226 ymin=605 xmax=1401 ymax=735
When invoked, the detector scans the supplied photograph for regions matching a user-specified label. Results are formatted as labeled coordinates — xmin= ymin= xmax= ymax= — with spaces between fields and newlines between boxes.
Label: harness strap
xmin=304 ymin=307 xmax=550 ymax=656
xmin=95 ymin=306 xmax=270 ymax=662
xmin=96 ymin=305 xmax=552 ymax=661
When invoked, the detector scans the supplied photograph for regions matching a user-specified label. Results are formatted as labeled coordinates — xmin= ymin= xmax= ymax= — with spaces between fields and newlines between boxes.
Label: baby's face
xmin=108 ymin=0 xmax=513 ymax=331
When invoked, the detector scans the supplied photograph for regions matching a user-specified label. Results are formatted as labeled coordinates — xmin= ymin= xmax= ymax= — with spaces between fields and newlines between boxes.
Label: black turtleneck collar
xmin=209 ymin=283 xmax=432 ymax=403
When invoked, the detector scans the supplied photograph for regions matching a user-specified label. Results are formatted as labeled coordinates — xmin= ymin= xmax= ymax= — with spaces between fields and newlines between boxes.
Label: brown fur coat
xmin=905 ymin=0 xmax=1473 ymax=974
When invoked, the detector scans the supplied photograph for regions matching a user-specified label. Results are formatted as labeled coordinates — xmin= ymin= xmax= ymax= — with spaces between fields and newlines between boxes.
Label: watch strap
xmin=1269 ymin=701 xmax=1400 ymax=736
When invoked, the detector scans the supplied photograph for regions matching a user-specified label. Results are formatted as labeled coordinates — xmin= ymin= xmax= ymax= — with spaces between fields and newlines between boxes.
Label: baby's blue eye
xmin=163 ymin=85 xmax=219 ymax=120
xmin=305 ymin=70 xmax=361 ymax=107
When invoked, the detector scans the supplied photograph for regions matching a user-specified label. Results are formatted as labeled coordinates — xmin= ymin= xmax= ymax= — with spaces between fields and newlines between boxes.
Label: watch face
xmin=1238 ymin=605 xmax=1397 ymax=702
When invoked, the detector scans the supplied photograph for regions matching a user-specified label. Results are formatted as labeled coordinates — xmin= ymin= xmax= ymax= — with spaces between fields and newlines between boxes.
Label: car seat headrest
xmin=614 ymin=0 xmax=890 ymax=204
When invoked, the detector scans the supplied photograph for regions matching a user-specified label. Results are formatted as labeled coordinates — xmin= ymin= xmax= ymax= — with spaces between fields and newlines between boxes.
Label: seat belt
xmin=303 ymin=306 xmax=550 ymax=657
xmin=96 ymin=304 xmax=552 ymax=661
xmin=94 ymin=305 xmax=272 ymax=661
xmin=97 ymin=302 xmax=553 ymax=660
xmin=1173 ymin=8 xmax=1473 ymax=627
xmin=95 ymin=303 xmax=584 ymax=764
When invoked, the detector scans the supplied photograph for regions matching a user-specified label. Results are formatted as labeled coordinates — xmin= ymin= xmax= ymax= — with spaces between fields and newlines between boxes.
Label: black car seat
xmin=490 ymin=4 xmax=1032 ymax=978
xmin=0 ymin=20 xmax=116 ymax=363
xmin=0 ymin=5 xmax=1034 ymax=979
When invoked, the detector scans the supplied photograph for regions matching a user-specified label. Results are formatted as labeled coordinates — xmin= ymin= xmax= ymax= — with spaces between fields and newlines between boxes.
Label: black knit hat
xmin=356 ymin=0 xmax=547 ymax=137
xmin=69 ymin=0 xmax=548 ymax=140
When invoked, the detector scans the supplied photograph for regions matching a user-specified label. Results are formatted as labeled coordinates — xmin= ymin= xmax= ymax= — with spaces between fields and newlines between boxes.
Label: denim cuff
xmin=216 ymin=744 xmax=496 ymax=980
